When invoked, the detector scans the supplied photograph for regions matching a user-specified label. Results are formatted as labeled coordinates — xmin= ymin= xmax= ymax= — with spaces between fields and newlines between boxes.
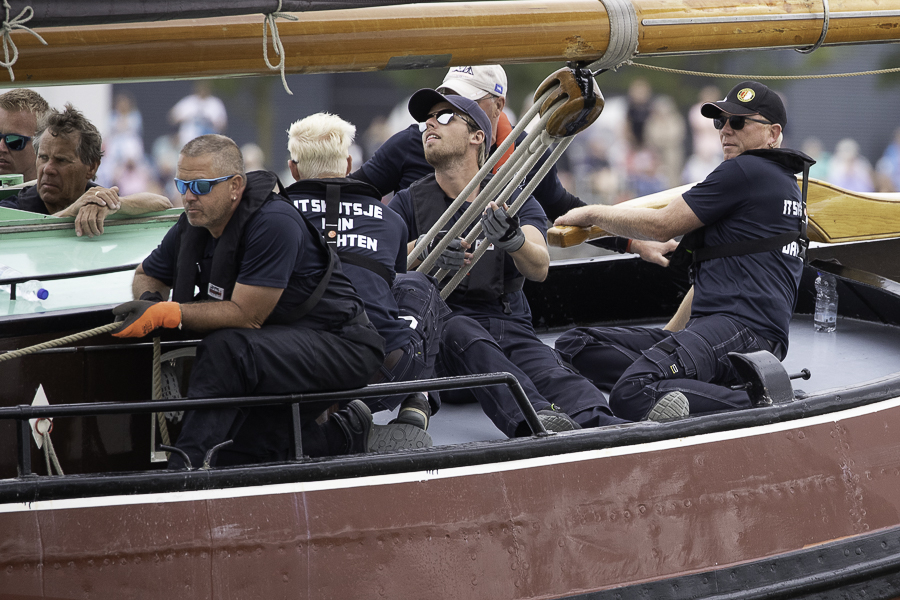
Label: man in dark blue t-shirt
xmin=555 ymin=81 xmax=809 ymax=421
xmin=111 ymin=134 xmax=427 ymax=469
xmin=285 ymin=112 xmax=449 ymax=431
xmin=390 ymin=88 xmax=630 ymax=437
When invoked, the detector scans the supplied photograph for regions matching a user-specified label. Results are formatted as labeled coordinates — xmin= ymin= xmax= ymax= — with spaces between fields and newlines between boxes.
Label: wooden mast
xmin=4 ymin=0 xmax=900 ymax=86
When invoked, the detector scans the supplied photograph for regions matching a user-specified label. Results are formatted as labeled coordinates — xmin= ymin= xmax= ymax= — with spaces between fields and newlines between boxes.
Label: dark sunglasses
xmin=174 ymin=174 xmax=237 ymax=195
xmin=418 ymin=109 xmax=472 ymax=132
xmin=713 ymin=115 xmax=772 ymax=130
xmin=0 ymin=132 xmax=32 ymax=151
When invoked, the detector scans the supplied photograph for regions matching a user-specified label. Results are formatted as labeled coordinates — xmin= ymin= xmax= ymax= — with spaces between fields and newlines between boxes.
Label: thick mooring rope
xmin=0 ymin=322 xmax=119 ymax=363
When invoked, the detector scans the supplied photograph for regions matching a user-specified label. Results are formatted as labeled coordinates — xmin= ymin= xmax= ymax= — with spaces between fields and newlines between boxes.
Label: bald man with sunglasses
xmin=555 ymin=81 xmax=815 ymax=422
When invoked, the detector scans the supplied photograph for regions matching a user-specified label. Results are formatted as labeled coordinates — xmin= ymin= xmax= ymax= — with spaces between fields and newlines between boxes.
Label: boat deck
xmin=375 ymin=314 xmax=900 ymax=446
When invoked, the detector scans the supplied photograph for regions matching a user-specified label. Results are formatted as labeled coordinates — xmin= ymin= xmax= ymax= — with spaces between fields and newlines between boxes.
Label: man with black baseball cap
xmin=389 ymin=89 xmax=631 ymax=437
xmin=555 ymin=80 xmax=814 ymax=422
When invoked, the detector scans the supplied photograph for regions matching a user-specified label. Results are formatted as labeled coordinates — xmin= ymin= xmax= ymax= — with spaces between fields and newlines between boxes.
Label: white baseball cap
xmin=437 ymin=65 xmax=507 ymax=101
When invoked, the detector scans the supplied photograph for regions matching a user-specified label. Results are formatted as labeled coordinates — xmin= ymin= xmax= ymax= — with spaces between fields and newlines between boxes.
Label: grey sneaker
xmin=536 ymin=409 xmax=582 ymax=433
xmin=644 ymin=391 xmax=690 ymax=422
xmin=369 ymin=422 xmax=433 ymax=452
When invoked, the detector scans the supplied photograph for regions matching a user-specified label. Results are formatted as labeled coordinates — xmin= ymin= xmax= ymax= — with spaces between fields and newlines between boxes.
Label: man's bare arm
xmin=664 ymin=286 xmax=694 ymax=332
xmin=180 ymin=283 xmax=283 ymax=332
xmin=132 ymin=263 xmax=171 ymax=300
xmin=508 ymin=224 xmax=550 ymax=282
xmin=554 ymin=195 xmax=704 ymax=242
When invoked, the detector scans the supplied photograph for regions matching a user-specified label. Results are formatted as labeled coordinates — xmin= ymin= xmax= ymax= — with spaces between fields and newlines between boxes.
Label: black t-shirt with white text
xmin=682 ymin=153 xmax=804 ymax=349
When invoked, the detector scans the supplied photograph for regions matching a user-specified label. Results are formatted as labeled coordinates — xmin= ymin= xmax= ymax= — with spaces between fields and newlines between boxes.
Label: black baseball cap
xmin=701 ymin=81 xmax=787 ymax=129
xmin=408 ymin=88 xmax=492 ymax=150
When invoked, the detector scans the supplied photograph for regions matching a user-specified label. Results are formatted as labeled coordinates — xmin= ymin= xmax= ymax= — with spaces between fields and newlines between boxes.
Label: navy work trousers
xmin=438 ymin=314 xmax=627 ymax=437
xmin=366 ymin=271 xmax=450 ymax=414
xmin=172 ymin=321 xmax=383 ymax=469
xmin=555 ymin=315 xmax=770 ymax=421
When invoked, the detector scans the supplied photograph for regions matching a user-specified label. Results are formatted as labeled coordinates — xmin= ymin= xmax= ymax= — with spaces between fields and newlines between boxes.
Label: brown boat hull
xmin=4 ymin=395 xmax=900 ymax=598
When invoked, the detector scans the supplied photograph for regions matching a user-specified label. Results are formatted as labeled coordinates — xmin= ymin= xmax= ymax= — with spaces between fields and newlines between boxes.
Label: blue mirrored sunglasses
xmin=0 ymin=132 xmax=32 ymax=151
xmin=174 ymin=174 xmax=237 ymax=195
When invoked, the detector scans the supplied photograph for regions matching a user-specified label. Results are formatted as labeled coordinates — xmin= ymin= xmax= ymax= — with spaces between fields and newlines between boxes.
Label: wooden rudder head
xmin=534 ymin=67 xmax=604 ymax=138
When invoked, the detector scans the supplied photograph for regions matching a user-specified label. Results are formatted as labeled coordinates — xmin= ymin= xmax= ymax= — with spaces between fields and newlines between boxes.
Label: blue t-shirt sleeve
xmin=141 ymin=222 xmax=181 ymax=286
xmin=0 ymin=196 xmax=18 ymax=209
xmin=682 ymin=160 xmax=745 ymax=225
xmin=237 ymin=210 xmax=303 ymax=289
xmin=387 ymin=190 xmax=416 ymax=240
xmin=354 ymin=128 xmax=411 ymax=196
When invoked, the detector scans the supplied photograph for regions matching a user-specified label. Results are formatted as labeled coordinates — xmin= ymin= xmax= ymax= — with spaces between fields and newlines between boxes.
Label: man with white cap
xmin=353 ymin=65 xmax=675 ymax=265
xmin=555 ymin=81 xmax=814 ymax=422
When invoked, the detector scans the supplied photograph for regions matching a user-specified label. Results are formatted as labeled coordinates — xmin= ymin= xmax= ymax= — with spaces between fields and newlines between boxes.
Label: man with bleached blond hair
xmin=285 ymin=112 xmax=448 ymax=433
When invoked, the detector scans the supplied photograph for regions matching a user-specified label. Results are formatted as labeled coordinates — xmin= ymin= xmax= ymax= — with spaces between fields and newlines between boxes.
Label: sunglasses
xmin=174 ymin=174 xmax=237 ymax=195
xmin=418 ymin=109 xmax=473 ymax=132
xmin=713 ymin=115 xmax=772 ymax=130
xmin=0 ymin=132 xmax=32 ymax=151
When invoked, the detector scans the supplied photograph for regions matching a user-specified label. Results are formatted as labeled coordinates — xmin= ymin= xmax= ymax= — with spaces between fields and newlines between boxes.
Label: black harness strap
xmin=692 ymin=230 xmax=801 ymax=263
xmin=338 ymin=251 xmax=393 ymax=286
xmin=324 ymin=184 xmax=340 ymax=247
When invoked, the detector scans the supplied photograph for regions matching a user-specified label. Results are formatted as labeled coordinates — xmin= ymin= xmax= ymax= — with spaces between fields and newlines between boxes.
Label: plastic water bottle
xmin=814 ymin=272 xmax=838 ymax=332
xmin=0 ymin=265 xmax=49 ymax=301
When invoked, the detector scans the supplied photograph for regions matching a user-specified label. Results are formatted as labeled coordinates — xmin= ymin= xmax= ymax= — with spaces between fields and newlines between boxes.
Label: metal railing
xmin=0 ymin=263 xmax=139 ymax=300
xmin=2 ymin=372 xmax=546 ymax=478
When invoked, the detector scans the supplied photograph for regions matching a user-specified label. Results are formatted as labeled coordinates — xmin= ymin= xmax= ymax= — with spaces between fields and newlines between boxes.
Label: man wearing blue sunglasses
xmin=113 ymin=134 xmax=423 ymax=469
xmin=0 ymin=104 xmax=172 ymax=237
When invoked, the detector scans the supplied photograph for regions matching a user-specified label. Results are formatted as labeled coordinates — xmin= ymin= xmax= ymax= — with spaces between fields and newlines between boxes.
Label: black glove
xmin=482 ymin=204 xmax=525 ymax=252
xmin=415 ymin=233 xmax=467 ymax=272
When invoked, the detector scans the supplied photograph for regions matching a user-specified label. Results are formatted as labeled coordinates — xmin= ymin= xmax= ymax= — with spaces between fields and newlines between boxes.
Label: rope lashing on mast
xmin=412 ymin=67 xmax=605 ymax=299
xmin=587 ymin=0 xmax=639 ymax=72
xmin=796 ymin=0 xmax=830 ymax=54
xmin=0 ymin=1 xmax=47 ymax=82
xmin=263 ymin=0 xmax=299 ymax=95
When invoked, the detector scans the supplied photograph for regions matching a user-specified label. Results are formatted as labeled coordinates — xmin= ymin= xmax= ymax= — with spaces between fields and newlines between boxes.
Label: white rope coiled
xmin=0 ymin=1 xmax=47 ymax=82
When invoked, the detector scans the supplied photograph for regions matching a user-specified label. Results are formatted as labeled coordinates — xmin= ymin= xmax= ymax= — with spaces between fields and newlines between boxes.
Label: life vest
xmin=408 ymin=174 xmax=523 ymax=306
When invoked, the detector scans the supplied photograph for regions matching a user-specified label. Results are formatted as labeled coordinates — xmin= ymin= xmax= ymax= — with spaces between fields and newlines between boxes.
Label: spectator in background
xmin=0 ymin=88 xmax=50 ymax=182
xmin=151 ymin=131 xmax=182 ymax=205
xmin=625 ymin=79 xmax=653 ymax=148
xmin=98 ymin=92 xmax=151 ymax=191
xmin=241 ymin=142 xmax=266 ymax=171
xmin=801 ymin=137 xmax=831 ymax=181
xmin=875 ymin=127 xmax=900 ymax=192
xmin=682 ymin=86 xmax=723 ymax=184
xmin=827 ymin=138 xmax=874 ymax=192
xmin=169 ymin=81 xmax=227 ymax=147
xmin=645 ymin=95 xmax=686 ymax=188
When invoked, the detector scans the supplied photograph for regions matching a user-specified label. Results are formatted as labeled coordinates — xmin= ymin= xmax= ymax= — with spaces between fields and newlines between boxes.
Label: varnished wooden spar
xmin=5 ymin=0 xmax=900 ymax=86
xmin=548 ymin=178 xmax=900 ymax=248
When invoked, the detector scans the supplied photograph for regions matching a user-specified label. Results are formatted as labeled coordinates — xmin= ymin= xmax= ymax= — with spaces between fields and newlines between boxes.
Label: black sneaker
xmin=644 ymin=391 xmax=690 ymax=422
xmin=331 ymin=399 xmax=375 ymax=454
xmin=390 ymin=392 xmax=431 ymax=430
xmin=536 ymin=409 xmax=582 ymax=433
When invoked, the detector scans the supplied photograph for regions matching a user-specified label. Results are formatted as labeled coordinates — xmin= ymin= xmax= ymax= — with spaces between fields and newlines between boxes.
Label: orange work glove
xmin=112 ymin=301 xmax=182 ymax=338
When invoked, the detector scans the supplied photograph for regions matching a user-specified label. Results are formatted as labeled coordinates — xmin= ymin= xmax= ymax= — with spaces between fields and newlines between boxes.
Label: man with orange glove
xmin=113 ymin=134 xmax=430 ymax=469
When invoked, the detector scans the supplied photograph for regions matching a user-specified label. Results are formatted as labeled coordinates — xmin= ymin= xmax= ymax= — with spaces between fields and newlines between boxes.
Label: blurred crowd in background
xmin=95 ymin=77 xmax=900 ymax=209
